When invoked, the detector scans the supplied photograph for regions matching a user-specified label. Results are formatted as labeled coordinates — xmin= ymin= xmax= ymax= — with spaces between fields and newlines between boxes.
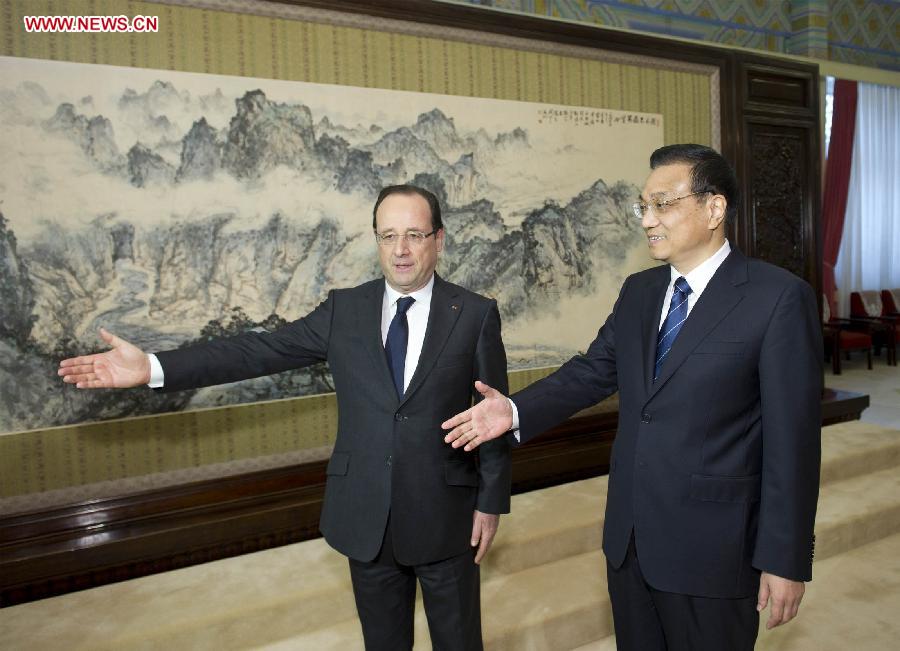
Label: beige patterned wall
xmin=0 ymin=0 xmax=713 ymax=508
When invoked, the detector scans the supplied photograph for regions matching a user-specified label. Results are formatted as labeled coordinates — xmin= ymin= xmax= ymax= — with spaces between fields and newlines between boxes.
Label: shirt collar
xmin=384 ymin=274 xmax=435 ymax=309
xmin=670 ymin=240 xmax=731 ymax=296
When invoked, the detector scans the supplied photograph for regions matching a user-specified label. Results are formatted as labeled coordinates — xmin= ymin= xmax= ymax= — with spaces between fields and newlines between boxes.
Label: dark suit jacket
xmin=513 ymin=249 xmax=821 ymax=598
xmin=157 ymin=274 xmax=510 ymax=566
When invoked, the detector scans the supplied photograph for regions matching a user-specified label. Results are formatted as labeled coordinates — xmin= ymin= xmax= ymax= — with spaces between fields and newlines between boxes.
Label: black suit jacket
xmin=513 ymin=250 xmax=821 ymax=598
xmin=157 ymin=274 xmax=510 ymax=566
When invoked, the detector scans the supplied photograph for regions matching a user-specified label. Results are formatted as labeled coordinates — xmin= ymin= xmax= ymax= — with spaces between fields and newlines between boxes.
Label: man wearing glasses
xmin=443 ymin=144 xmax=821 ymax=650
xmin=59 ymin=184 xmax=510 ymax=651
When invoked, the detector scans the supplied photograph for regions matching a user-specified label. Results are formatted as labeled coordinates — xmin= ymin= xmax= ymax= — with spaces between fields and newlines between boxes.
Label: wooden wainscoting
xmin=1 ymin=412 xmax=617 ymax=607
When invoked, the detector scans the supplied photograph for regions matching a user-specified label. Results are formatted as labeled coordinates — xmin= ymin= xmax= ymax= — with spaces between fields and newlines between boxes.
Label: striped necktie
xmin=654 ymin=276 xmax=692 ymax=381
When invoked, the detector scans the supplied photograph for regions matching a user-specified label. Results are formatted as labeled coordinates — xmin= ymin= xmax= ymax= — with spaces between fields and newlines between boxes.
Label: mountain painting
xmin=0 ymin=56 xmax=663 ymax=433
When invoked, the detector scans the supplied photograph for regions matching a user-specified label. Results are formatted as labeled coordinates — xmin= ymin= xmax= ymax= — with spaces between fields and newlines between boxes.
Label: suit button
xmin=386 ymin=455 xmax=392 ymax=467
xmin=641 ymin=413 xmax=652 ymax=423
xmin=394 ymin=413 xmax=403 ymax=421
xmin=638 ymin=459 xmax=647 ymax=468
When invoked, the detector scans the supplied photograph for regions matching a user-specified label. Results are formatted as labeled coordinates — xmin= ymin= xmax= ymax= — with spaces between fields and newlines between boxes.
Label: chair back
xmin=883 ymin=289 xmax=900 ymax=314
xmin=850 ymin=290 xmax=883 ymax=318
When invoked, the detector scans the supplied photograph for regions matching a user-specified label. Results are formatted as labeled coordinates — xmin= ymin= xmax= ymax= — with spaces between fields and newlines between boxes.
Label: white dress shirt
xmin=657 ymin=239 xmax=731 ymax=331
xmin=510 ymin=240 xmax=732 ymax=435
xmin=147 ymin=275 xmax=436 ymax=392
xmin=382 ymin=275 xmax=434 ymax=393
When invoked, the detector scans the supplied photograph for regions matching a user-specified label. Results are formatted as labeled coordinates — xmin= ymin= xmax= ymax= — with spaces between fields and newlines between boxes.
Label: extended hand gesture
xmin=442 ymin=381 xmax=513 ymax=451
xmin=58 ymin=328 xmax=151 ymax=389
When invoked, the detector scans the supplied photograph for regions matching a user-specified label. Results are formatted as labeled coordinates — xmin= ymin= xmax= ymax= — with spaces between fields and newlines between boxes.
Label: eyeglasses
xmin=631 ymin=191 xmax=711 ymax=220
xmin=374 ymin=230 xmax=438 ymax=246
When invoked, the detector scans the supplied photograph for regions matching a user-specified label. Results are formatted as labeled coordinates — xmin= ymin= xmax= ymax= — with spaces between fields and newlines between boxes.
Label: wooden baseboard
xmin=0 ymin=390 xmax=866 ymax=607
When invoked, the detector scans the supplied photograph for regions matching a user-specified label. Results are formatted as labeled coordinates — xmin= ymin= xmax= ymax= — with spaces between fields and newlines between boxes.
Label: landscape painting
xmin=0 ymin=56 xmax=663 ymax=433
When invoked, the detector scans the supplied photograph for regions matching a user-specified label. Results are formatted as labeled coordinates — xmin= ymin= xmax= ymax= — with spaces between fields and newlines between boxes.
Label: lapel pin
xmin=451 ymin=304 xmax=459 ymax=310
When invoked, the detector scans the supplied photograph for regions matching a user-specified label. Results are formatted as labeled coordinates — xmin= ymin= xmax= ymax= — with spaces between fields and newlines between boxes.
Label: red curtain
xmin=822 ymin=79 xmax=858 ymax=317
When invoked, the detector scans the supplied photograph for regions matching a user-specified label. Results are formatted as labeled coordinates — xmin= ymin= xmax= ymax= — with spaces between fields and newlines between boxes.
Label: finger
xmin=767 ymin=598 xmax=785 ymax=629
xmin=757 ymin=582 xmax=770 ymax=613
xmin=474 ymin=536 xmax=490 ymax=564
xmin=471 ymin=516 xmax=482 ymax=547
xmin=445 ymin=425 xmax=471 ymax=446
xmin=59 ymin=355 xmax=100 ymax=369
xmin=473 ymin=380 xmax=498 ymax=399
xmin=474 ymin=525 xmax=496 ymax=564
xmin=448 ymin=424 xmax=481 ymax=447
xmin=456 ymin=434 xmax=480 ymax=450
xmin=788 ymin=594 xmax=803 ymax=621
xmin=61 ymin=373 xmax=92 ymax=384
xmin=99 ymin=327 xmax=117 ymax=347
xmin=58 ymin=362 xmax=96 ymax=376
xmin=463 ymin=437 xmax=484 ymax=452
xmin=442 ymin=409 xmax=472 ymax=432
xmin=783 ymin=601 xmax=799 ymax=625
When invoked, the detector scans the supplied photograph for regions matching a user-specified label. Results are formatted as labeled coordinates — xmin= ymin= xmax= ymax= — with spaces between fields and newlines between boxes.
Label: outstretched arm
xmin=445 ymin=276 xmax=628 ymax=451
xmin=58 ymin=328 xmax=151 ymax=389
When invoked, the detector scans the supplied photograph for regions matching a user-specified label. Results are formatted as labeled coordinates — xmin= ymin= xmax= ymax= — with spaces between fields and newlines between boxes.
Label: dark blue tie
xmin=385 ymin=296 xmax=415 ymax=398
xmin=654 ymin=277 xmax=692 ymax=381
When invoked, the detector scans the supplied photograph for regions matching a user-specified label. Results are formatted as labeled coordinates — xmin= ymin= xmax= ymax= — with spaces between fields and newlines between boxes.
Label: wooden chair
xmin=850 ymin=290 xmax=898 ymax=366
xmin=823 ymin=296 xmax=872 ymax=374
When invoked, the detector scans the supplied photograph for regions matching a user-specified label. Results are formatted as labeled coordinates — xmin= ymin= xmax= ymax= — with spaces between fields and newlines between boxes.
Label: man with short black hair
xmin=443 ymin=145 xmax=821 ymax=650
xmin=60 ymin=184 xmax=510 ymax=651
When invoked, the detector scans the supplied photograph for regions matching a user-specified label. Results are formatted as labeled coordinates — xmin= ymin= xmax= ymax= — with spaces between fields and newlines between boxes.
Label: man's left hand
xmin=471 ymin=511 xmax=500 ymax=564
xmin=757 ymin=571 xmax=805 ymax=629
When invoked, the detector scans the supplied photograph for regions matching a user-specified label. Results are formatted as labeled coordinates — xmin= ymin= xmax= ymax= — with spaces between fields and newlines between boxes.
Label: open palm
xmin=442 ymin=381 xmax=513 ymax=451
xmin=58 ymin=328 xmax=151 ymax=389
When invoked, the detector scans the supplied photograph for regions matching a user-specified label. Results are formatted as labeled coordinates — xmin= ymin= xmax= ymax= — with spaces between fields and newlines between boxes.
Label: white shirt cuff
xmin=508 ymin=398 xmax=520 ymax=442
xmin=147 ymin=353 xmax=165 ymax=388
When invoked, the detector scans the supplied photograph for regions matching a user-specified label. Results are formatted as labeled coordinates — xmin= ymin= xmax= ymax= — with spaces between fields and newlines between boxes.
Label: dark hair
xmin=372 ymin=185 xmax=444 ymax=232
xmin=649 ymin=144 xmax=740 ymax=221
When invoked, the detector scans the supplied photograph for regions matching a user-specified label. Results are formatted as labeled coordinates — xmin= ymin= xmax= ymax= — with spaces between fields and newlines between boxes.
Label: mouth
xmin=393 ymin=262 xmax=414 ymax=273
xmin=647 ymin=234 xmax=666 ymax=244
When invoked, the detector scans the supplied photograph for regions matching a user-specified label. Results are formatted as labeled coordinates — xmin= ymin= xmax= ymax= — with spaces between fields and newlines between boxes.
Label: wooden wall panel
xmin=732 ymin=56 xmax=822 ymax=292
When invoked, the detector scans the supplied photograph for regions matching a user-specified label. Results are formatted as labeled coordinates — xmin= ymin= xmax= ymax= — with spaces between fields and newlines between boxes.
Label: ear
xmin=707 ymin=195 xmax=727 ymax=230
xmin=435 ymin=228 xmax=445 ymax=252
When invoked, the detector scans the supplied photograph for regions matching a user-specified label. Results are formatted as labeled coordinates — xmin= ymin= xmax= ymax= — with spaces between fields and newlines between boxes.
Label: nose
xmin=641 ymin=209 xmax=660 ymax=230
xmin=392 ymin=235 xmax=411 ymax=256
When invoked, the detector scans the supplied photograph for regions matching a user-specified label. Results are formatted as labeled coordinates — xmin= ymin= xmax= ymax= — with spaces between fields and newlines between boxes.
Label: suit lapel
xmin=399 ymin=275 xmax=462 ymax=408
xmin=647 ymin=250 xmax=748 ymax=400
xmin=361 ymin=279 xmax=400 ymax=405
xmin=641 ymin=268 xmax=671 ymax=394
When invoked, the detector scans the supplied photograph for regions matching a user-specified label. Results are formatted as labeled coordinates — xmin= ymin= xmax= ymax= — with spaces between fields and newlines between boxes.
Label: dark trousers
xmin=606 ymin=534 xmax=759 ymax=651
xmin=348 ymin=517 xmax=482 ymax=651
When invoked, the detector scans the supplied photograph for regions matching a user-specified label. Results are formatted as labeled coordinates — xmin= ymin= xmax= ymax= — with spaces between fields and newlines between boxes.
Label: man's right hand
xmin=442 ymin=381 xmax=513 ymax=451
xmin=58 ymin=328 xmax=151 ymax=389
